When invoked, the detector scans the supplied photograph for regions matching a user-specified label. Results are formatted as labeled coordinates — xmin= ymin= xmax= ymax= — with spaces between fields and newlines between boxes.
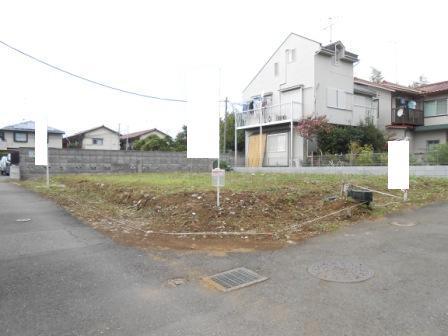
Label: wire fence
xmin=302 ymin=152 xmax=448 ymax=167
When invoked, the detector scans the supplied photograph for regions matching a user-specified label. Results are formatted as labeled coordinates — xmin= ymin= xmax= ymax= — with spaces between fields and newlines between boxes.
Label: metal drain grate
xmin=203 ymin=267 xmax=268 ymax=292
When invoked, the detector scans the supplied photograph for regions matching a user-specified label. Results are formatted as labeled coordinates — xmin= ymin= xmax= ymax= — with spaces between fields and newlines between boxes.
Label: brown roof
xmin=65 ymin=125 xmax=120 ymax=139
xmin=354 ymin=78 xmax=421 ymax=95
xmin=120 ymin=128 xmax=169 ymax=140
xmin=418 ymin=81 xmax=448 ymax=94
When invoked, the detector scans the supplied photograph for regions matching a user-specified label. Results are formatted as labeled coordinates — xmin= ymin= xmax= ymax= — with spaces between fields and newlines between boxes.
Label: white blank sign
xmin=388 ymin=140 xmax=409 ymax=190
xmin=187 ymin=67 xmax=220 ymax=159
xmin=35 ymin=118 xmax=48 ymax=166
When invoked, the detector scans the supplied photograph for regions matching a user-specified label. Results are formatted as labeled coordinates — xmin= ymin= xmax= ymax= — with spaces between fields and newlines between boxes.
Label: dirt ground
xmin=23 ymin=175 xmax=401 ymax=252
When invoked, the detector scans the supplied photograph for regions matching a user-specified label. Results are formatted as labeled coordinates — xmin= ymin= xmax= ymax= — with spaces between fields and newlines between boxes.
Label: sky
xmin=1 ymin=0 xmax=447 ymax=137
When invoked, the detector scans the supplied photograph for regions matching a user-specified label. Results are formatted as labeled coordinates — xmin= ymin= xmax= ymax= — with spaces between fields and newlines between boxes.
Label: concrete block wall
xmin=18 ymin=148 xmax=214 ymax=179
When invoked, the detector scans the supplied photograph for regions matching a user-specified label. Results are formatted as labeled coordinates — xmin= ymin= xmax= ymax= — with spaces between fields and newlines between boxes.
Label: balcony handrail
xmin=236 ymin=101 xmax=302 ymax=116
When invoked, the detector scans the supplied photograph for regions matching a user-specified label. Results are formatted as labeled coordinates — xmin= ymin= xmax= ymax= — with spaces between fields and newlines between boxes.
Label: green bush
xmin=213 ymin=160 xmax=232 ymax=171
xmin=354 ymin=145 xmax=374 ymax=166
xmin=428 ymin=143 xmax=448 ymax=165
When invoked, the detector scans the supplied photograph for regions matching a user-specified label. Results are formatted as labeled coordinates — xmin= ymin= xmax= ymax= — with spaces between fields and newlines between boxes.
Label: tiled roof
xmin=0 ymin=120 xmax=64 ymax=134
xmin=120 ymin=128 xmax=169 ymax=140
xmin=418 ymin=81 xmax=448 ymax=94
xmin=66 ymin=125 xmax=120 ymax=139
xmin=354 ymin=78 xmax=421 ymax=95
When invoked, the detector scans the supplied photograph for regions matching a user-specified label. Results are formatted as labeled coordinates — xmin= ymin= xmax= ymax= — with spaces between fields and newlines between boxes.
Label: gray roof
xmin=0 ymin=120 xmax=64 ymax=134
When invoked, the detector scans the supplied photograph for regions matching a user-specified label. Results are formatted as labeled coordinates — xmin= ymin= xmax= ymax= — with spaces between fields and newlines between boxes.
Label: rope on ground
xmin=287 ymin=201 xmax=368 ymax=232
xmin=114 ymin=220 xmax=273 ymax=236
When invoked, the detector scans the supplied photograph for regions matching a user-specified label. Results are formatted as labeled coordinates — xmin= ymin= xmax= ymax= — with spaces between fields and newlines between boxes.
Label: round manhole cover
xmin=308 ymin=260 xmax=374 ymax=283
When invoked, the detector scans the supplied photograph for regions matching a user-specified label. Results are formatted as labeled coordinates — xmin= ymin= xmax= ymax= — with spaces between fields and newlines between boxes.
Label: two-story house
xmin=64 ymin=125 xmax=121 ymax=150
xmin=354 ymin=78 xmax=448 ymax=155
xmin=0 ymin=120 xmax=64 ymax=150
xmin=235 ymin=33 xmax=376 ymax=167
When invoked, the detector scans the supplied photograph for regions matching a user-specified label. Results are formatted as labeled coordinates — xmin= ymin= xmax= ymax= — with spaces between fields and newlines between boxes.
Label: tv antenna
xmin=323 ymin=17 xmax=338 ymax=43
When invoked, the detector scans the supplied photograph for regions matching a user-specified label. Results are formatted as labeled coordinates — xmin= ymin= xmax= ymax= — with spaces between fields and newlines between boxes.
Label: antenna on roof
xmin=322 ymin=17 xmax=337 ymax=43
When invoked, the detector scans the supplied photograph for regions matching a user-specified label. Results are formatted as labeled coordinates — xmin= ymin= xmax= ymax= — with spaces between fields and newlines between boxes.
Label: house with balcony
xmin=354 ymin=78 xmax=448 ymax=154
xmin=236 ymin=33 xmax=378 ymax=167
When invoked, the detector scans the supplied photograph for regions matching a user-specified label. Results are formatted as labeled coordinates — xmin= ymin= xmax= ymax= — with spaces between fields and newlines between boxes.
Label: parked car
xmin=0 ymin=155 xmax=10 ymax=176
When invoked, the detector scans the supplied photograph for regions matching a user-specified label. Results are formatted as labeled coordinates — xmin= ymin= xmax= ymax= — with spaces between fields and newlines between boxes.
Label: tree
xmin=370 ymin=67 xmax=384 ymax=83
xmin=317 ymin=118 xmax=386 ymax=154
xmin=219 ymin=113 xmax=244 ymax=152
xmin=296 ymin=116 xmax=332 ymax=140
xmin=134 ymin=135 xmax=173 ymax=151
xmin=173 ymin=125 xmax=187 ymax=151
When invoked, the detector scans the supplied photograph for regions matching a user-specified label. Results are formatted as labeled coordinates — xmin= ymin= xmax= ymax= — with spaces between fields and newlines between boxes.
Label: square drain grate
xmin=203 ymin=267 xmax=268 ymax=292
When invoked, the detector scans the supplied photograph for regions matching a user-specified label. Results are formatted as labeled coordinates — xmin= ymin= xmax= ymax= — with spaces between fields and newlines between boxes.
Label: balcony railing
xmin=391 ymin=108 xmax=424 ymax=126
xmin=235 ymin=102 xmax=302 ymax=129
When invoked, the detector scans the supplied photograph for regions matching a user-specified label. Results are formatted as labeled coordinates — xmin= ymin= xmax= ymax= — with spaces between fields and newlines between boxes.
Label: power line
xmin=0 ymin=40 xmax=187 ymax=103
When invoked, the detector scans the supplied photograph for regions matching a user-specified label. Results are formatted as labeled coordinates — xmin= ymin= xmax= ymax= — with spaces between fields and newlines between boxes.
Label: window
xmin=285 ymin=49 xmax=296 ymax=63
xmin=267 ymin=133 xmax=287 ymax=153
xmin=92 ymin=138 xmax=103 ymax=145
xmin=424 ymin=99 xmax=447 ymax=117
xmin=427 ymin=140 xmax=440 ymax=152
xmin=0 ymin=131 xmax=4 ymax=141
xmin=14 ymin=132 xmax=27 ymax=143
xmin=274 ymin=62 xmax=279 ymax=77
xmin=327 ymin=88 xmax=353 ymax=110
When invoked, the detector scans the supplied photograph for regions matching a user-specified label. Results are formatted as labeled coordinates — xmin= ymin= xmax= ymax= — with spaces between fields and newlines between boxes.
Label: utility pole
xmin=223 ymin=97 xmax=228 ymax=154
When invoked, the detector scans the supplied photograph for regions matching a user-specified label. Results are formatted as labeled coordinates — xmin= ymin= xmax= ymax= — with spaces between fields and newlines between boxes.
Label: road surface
xmin=0 ymin=182 xmax=447 ymax=335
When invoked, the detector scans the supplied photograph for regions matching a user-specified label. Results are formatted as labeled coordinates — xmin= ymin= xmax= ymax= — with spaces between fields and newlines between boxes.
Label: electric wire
xmin=0 ymin=40 xmax=187 ymax=103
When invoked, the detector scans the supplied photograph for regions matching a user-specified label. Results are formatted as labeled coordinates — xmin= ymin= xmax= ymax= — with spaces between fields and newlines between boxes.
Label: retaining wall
xmin=18 ymin=148 xmax=218 ymax=179
xmin=234 ymin=165 xmax=448 ymax=177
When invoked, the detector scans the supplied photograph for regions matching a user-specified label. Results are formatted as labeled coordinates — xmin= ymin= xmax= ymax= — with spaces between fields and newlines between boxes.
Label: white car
xmin=0 ymin=155 xmax=10 ymax=176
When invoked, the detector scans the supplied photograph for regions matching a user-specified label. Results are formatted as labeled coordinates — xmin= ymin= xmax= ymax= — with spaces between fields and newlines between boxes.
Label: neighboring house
xmin=120 ymin=128 xmax=169 ymax=150
xmin=0 ymin=120 xmax=64 ymax=149
xmin=354 ymin=78 xmax=448 ymax=155
xmin=236 ymin=33 xmax=374 ymax=167
xmin=64 ymin=125 xmax=120 ymax=150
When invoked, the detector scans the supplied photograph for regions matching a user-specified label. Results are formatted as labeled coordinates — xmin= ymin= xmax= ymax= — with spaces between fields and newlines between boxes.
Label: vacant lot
xmin=22 ymin=173 xmax=448 ymax=251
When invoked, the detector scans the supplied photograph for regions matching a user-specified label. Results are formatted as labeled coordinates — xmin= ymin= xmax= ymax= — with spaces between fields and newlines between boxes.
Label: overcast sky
xmin=1 ymin=0 xmax=446 ymax=136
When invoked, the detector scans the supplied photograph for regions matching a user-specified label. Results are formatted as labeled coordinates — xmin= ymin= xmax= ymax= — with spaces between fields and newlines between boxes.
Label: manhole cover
xmin=16 ymin=218 xmax=31 ymax=222
xmin=203 ymin=267 xmax=268 ymax=292
xmin=390 ymin=221 xmax=416 ymax=227
xmin=308 ymin=260 xmax=374 ymax=283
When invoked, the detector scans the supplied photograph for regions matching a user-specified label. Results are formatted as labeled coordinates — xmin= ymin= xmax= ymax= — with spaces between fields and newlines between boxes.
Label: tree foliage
xmin=317 ymin=119 xmax=386 ymax=154
xmin=370 ymin=67 xmax=384 ymax=83
xmin=296 ymin=116 xmax=332 ymax=139
xmin=220 ymin=113 xmax=244 ymax=152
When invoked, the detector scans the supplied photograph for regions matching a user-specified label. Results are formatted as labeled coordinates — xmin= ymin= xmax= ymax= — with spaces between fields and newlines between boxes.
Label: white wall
xmin=2 ymin=131 xmax=62 ymax=149
xmin=82 ymin=127 xmax=120 ymax=150
xmin=243 ymin=34 xmax=320 ymax=111
xmin=314 ymin=53 xmax=354 ymax=125
xmin=413 ymin=130 xmax=447 ymax=153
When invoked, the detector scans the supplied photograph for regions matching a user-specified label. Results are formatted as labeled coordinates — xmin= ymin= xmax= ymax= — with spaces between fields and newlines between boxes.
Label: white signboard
xmin=187 ymin=67 xmax=220 ymax=159
xmin=388 ymin=140 xmax=409 ymax=190
xmin=35 ymin=118 xmax=48 ymax=166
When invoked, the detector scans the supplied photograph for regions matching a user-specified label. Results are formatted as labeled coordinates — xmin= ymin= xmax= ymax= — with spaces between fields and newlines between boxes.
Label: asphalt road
xmin=0 ymin=182 xmax=447 ymax=336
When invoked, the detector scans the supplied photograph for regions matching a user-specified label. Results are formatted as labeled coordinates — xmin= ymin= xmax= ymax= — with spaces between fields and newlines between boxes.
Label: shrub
xmin=427 ymin=143 xmax=448 ymax=165
xmin=213 ymin=160 xmax=232 ymax=171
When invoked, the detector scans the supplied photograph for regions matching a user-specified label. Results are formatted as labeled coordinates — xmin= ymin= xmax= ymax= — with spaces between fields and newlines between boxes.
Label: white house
xmin=64 ymin=125 xmax=120 ymax=150
xmin=0 ymin=120 xmax=64 ymax=150
xmin=354 ymin=78 xmax=448 ymax=156
xmin=235 ymin=33 xmax=376 ymax=167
